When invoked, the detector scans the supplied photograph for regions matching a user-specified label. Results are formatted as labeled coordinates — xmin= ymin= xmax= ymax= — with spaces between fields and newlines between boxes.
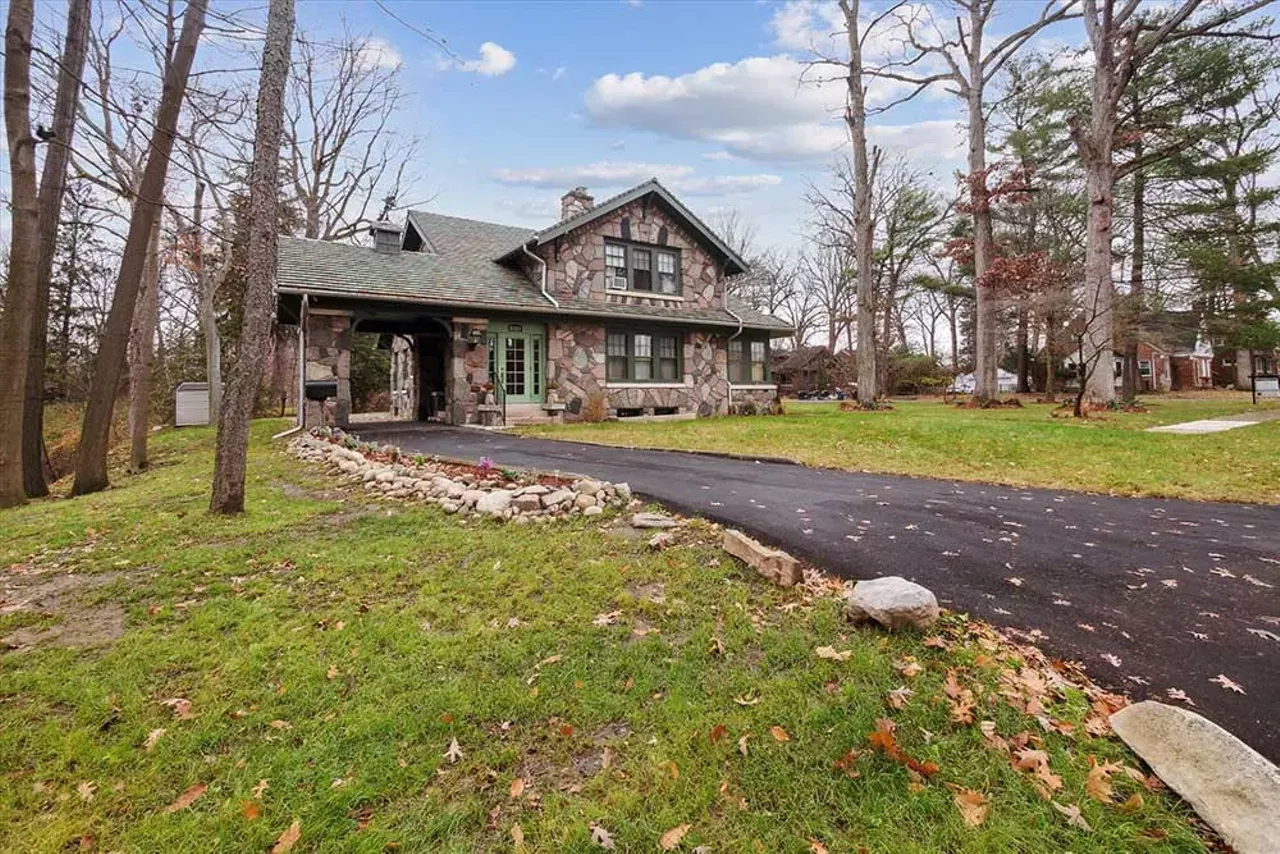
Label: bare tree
xmin=20 ymin=0 xmax=91 ymax=498
xmin=73 ymin=0 xmax=209 ymax=496
xmin=707 ymin=207 xmax=758 ymax=260
xmin=1067 ymin=0 xmax=1274 ymax=404
xmin=210 ymin=0 xmax=295 ymax=513
xmin=0 ymin=0 xmax=40 ymax=507
xmin=882 ymin=1 xmax=1080 ymax=402
xmin=286 ymin=29 xmax=415 ymax=241
xmin=127 ymin=220 xmax=163 ymax=471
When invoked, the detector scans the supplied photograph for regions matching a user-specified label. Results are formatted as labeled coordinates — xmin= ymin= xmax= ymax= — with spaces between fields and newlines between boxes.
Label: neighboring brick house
xmin=276 ymin=179 xmax=790 ymax=426
xmin=771 ymin=346 xmax=854 ymax=395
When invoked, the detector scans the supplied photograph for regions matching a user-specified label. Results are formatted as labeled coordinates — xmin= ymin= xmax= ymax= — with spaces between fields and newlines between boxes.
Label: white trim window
xmin=657 ymin=251 xmax=678 ymax=294
xmin=606 ymin=243 xmax=628 ymax=291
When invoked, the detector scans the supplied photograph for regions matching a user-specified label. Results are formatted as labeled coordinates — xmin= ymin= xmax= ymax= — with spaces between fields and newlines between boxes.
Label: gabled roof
xmin=773 ymin=345 xmax=833 ymax=373
xmin=496 ymin=179 xmax=751 ymax=276
xmin=403 ymin=210 xmax=535 ymax=259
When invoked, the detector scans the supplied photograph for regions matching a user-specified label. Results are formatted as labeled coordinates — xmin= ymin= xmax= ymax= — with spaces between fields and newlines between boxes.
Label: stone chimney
xmin=369 ymin=220 xmax=402 ymax=254
xmin=560 ymin=186 xmax=594 ymax=221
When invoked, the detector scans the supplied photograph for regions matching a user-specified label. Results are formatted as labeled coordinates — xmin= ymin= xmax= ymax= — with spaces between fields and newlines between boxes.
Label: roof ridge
xmin=408 ymin=209 xmax=534 ymax=233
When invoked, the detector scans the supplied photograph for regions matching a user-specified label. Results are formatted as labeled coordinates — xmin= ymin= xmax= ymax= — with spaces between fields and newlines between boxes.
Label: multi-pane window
xmin=603 ymin=240 xmax=680 ymax=295
xmin=606 ymin=243 xmax=628 ymax=290
xmin=729 ymin=337 xmax=770 ymax=384
xmin=632 ymin=249 xmax=652 ymax=291
xmin=657 ymin=251 xmax=678 ymax=294
xmin=606 ymin=330 xmax=682 ymax=382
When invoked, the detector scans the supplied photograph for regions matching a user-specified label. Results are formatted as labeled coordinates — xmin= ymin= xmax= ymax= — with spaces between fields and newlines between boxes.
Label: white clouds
xmin=448 ymin=41 xmax=516 ymax=77
xmin=552 ymin=65 xmax=567 ymax=81
xmin=354 ymin=36 xmax=402 ymax=71
xmin=491 ymin=161 xmax=781 ymax=197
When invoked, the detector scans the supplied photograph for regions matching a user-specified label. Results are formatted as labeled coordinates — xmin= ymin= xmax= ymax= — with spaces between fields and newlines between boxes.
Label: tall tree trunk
xmin=843 ymin=0 xmax=877 ymax=407
xmin=1223 ymin=181 xmax=1253 ymax=389
xmin=1081 ymin=150 xmax=1117 ymax=405
xmin=1121 ymin=105 xmax=1146 ymax=403
xmin=948 ymin=301 xmax=959 ymax=373
xmin=966 ymin=15 xmax=998 ymax=403
xmin=20 ymin=0 xmax=90 ymax=497
xmin=193 ymin=183 xmax=223 ymax=421
xmin=1043 ymin=311 xmax=1057 ymax=402
xmin=1015 ymin=306 xmax=1030 ymax=394
xmin=127 ymin=219 xmax=162 ymax=472
xmin=0 ymin=0 xmax=40 ymax=508
xmin=72 ymin=0 xmax=208 ymax=496
xmin=210 ymin=0 xmax=295 ymax=514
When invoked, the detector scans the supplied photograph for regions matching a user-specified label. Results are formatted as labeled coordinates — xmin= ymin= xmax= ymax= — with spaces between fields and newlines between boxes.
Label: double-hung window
xmin=729 ymin=336 xmax=770 ymax=384
xmin=606 ymin=329 xmax=682 ymax=382
xmin=604 ymin=240 xmax=680 ymax=295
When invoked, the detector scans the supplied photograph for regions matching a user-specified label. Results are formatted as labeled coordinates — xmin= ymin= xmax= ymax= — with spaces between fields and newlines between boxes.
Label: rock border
xmin=290 ymin=431 xmax=631 ymax=524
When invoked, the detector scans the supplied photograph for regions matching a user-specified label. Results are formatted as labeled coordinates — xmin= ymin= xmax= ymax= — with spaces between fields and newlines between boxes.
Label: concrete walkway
xmin=350 ymin=422 xmax=1280 ymax=762
xmin=1148 ymin=409 xmax=1280 ymax=434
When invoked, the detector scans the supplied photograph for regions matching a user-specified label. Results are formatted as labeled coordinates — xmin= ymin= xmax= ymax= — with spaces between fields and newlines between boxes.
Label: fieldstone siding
xmin=447 ymin=318 xmax=490 ymax=425
xmin=533 ymin=197 xmax=723 ymax=309
xmin=548 ymin=323 xmax=731 ymax=421
xmin=730 ymin=386 xmax=779 ymax=414
xmin=304 ymin=312 xmax=351 ymax=427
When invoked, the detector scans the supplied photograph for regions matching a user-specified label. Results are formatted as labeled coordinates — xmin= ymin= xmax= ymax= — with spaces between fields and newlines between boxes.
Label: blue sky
xmin=294 ymin=0 xmax=1065 ymax=249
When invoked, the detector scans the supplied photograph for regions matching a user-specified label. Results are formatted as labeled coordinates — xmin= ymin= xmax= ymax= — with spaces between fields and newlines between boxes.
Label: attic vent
xmin=657 ymin=226 xmax=668 ymax=246
xmin=620 ymin=217 xmax=631 ymax=240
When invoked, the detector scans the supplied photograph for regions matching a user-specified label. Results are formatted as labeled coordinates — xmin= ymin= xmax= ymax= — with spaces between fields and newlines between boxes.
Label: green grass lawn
xmin=0 ymin=423 xmax=1209 ymax=852
xmin=521 ymin=397 xmax=1280 ymax=504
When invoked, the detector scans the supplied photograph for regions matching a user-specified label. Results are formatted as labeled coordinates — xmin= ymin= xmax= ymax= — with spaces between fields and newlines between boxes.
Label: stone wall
xmin=533 ymin=197 xmax=724 ymax=309
xmin=303 ymin=312 xmax=352 ymax=427
xmin=548 ymin=322 xmax=732 ymax=421
xmin=729 ymin=386 xmax=780 ymax=414
xmin=446 ymin=318 xmax=490 ymax=425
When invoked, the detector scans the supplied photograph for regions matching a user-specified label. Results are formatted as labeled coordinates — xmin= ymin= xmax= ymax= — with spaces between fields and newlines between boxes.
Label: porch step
xmin=500 ymin=403 xmax=563 ymax=426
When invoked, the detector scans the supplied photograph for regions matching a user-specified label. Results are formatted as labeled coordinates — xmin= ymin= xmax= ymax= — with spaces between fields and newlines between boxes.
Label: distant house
xmin=951 ymin=369 xmax=1018 ymax=395
xmin=771 ymin=346 xmax=853 ymax=395
xmin=276 ymin=180 xmax=791 ymax=426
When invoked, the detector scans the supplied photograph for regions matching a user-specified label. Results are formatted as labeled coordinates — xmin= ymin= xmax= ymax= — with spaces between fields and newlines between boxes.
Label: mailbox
xmin=304 ymin=380 xmax=338 ymax=401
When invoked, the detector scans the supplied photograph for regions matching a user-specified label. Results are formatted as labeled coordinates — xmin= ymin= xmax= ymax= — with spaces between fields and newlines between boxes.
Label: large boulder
xmin=1110 ymin=702 xmax=1280 ymax=854
xmin=542 ymin=489 xmax=575 ymax=508
xmin=630 ymin=512 xmax=677 ymax=529
xmin=476 ymin=490 xmax=514 ymax=516
xmin=844 ymin=577 xmax=939 ymax=631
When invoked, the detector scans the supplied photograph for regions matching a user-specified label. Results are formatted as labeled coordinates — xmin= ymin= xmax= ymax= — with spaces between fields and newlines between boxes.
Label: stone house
xmin=277 ymin=179 xmax=790 ymax=426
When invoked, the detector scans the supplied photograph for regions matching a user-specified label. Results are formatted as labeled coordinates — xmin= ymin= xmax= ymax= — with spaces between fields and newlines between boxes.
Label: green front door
xmin=487 ymin=323 xmax=545 ymax=404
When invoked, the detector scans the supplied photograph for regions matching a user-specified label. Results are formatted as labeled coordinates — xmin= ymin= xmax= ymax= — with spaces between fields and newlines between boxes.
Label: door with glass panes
xmin=487 ymin=323 xmax=545 ymax=404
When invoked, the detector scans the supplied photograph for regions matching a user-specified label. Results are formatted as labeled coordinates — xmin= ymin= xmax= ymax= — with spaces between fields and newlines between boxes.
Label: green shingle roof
xmin=277 ymin=197 xmax=790 ymax=334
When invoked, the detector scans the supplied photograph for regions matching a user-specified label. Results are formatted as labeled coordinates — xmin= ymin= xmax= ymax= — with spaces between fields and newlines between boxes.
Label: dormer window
xmin=604 ymin=239 xmax=681 ymax=296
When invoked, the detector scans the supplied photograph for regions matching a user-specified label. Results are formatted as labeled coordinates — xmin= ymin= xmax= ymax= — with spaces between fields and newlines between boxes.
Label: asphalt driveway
xmin=350 ymin=422 xmax=1280 ymax=762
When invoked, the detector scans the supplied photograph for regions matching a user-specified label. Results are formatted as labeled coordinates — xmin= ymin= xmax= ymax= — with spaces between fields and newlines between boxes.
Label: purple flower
xmin=477 ymin=456 xmax=495 ymax=474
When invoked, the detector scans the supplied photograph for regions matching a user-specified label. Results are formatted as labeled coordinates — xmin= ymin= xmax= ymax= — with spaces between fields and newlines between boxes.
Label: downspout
xmin=296 ymin=293 xmax=309 ymax=428
xmin=523 ymin=242 xmax=559 ymax=308
xmin=723 ymin=262 xmax=744 ymax=414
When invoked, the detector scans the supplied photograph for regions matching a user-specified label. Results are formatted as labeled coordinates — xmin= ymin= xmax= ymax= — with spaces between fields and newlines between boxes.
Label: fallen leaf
xmin=979 ymin=721 xmax=1009 ymax=754
xmin=1086 ymin=757 xmax=1122 ymax=803
xmin=733 ymin=693 xmax=761 ymax=706
xmin=143 ymin=728 xmax=166 ymax=752
xmin=709 ymin=724 xmax=728 ymax=744
xmin=769 ymin=726 xmax=790 ymax=743
xmin=511 ymin=822 xmax=525 ymax=850
xmin=241 ymin=800 xmax=261 ymax=820
xmin=251 ymin=779 xmax=270 ymax=799
xmin=833 ymin=748 xmax=861 ymax=778
xmin=77 ymin=780 xmax=96 ymax=802
xmin=326 ymin=665 xmax=339 ymax=680
xmin=1118 ymin=792 xmax=1144 ymax=813
xmin=538 ymin=654 xmax=563 ymax=667
xmin=1165 ymin=688 xmax=1196 ymax=707
xmin=815 ymin=645 xmax=851 ymax=661
xmin=660 ymin=760 xmax=679 ymax=780
xmin=950 ymin=786 xmax=988 ymax=827
xmin=943 ymin=670 xmax=976 ymax=724
xmin=738 ymin=734 xmax=750 ymax=756
xmin=165 ymin=782 xmax=208 ymax=813
xmin=660 ymin=823 xmax=690 ymax=850
xmin=809 ymin=841 xmax=829 ymax=854
xmin=509 ymin=778 xmax=525 ymax=798
xmin=160 ymin=698 xmax=194 ymax=719
xmin=590 ymin=823 xmax=617 ymax=850
xmin=1210 ymin=674 xmax=1245 ymax=694
xmin=886 ymin=686 xmax=913 ymax=709
xmin=922 ymin=635 xmax=950 ymax=649
xmin=269 ymin=719 xmax=292 ymax=730
xmin=271 ymin=819 xmax=302 ymax=853
xmin=1013 ymin=749 xmax=1062 ymax=796
xmin=894 ymin=658 xmax=924 ymax=678
xmin=1053 ymin=801 xmax=1092 ymax=831
xmin=444 ymin=737 xmax=463 ymax=764
xmin=592 ymin=610 xmax=622 ymax=626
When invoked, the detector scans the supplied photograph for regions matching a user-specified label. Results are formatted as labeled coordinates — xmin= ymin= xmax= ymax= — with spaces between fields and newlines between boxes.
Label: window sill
xmin=606 ymin=290 xmax=684 ymax=302
xmin=730 ymin=384 xmax=777 ymax=390
xmin=604 ymin=381 xmax=691 ymax=389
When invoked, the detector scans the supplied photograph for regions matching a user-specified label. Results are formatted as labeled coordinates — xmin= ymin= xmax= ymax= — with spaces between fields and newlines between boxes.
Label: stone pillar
xmin=446 ymin=318 xmax=489 ymax=425
xmin=303 ymin=312 xmax=352 ymax=428
xmin=390 ymin=335 xmax=417 ymax=420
